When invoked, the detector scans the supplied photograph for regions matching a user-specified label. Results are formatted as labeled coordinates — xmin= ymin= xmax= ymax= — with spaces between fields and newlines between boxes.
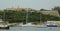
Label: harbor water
xmin=0 ymin=26 xmax=60 ymax=31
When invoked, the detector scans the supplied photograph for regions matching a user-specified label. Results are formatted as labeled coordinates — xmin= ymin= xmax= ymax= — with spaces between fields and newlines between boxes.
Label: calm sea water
xmin=0 ymin=26 xmax=60 ymax=31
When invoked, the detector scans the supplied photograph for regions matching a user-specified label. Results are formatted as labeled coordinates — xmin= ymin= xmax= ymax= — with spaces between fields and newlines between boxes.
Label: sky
xmin=0 ymin=0 xmax=60 ymax=10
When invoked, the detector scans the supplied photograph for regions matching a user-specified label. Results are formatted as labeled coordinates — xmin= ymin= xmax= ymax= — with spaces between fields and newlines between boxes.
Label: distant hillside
xmin=4 ymin=8 xmax=60 ymax=17
xmin=0 ymin=8 xmax=59 ymax=23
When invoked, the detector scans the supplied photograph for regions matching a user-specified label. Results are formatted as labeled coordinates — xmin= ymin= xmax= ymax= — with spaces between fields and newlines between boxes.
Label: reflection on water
xmin=0 ymin=26 xmax=60 ymax=31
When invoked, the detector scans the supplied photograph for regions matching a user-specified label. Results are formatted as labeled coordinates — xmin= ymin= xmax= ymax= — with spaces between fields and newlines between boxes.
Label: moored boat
xmin=46 ymin=21 xmax=57 ymax=27
xmin=0 ymin=20 xmax=9 ymax=29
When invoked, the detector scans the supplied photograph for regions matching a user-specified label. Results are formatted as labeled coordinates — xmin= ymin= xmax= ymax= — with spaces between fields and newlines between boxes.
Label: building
xmin=40 ymin=10 xmax=59 ymax=17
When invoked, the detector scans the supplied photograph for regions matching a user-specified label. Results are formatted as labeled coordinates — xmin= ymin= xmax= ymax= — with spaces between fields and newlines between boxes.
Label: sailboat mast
xmin=40 ymin=11 xmax=41 ymax=24
xmin=4 ymin=10 xmax=5 ymax=21
xmin=26 ymin=8 xmax=28 ymax=24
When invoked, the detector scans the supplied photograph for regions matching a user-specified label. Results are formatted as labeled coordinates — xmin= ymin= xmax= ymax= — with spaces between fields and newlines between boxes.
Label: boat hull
xmin=0 ymin=26 xmax=9 ymax=29
xmin=47 ymin=25 xmax=57 ymax=27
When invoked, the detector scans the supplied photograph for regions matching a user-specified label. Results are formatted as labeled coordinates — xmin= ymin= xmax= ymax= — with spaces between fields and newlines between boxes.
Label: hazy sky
xmin=0 ymin=0 xmax=60 ymax=10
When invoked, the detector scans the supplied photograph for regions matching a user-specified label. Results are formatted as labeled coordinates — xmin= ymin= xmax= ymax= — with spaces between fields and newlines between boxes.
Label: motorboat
xmin=46 ymin=21 xmax=57 ymax=27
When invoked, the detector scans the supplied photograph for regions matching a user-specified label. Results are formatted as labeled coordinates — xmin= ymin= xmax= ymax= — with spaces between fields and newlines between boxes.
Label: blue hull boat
xmin=47 ymin=25 xmax=57 ymax=27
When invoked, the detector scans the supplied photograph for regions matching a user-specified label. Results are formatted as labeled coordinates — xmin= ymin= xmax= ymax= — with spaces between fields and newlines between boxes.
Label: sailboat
xmin=19 ymin=8 xmax=35 ymax=26
xmin=18 ymin=9 xmax=47 ymax=28
xmin=0 ymin=11 xmax=9 ymax=29
xmin=22 ymin=9 xmax=47 ymax=27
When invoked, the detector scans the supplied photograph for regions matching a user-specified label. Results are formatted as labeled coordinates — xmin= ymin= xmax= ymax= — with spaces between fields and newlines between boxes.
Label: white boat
xmin=21 ymin=23 xmax=36 ymax=26
xmin=46 ymin=21 xmax=57 ymax=27
xmin=0 ymin=20 xmax=9 ymax=29
xmin=18 ymin=23 xmax=47 ymax=28
xmin=0 ymin=12 xmax=9 ymax=29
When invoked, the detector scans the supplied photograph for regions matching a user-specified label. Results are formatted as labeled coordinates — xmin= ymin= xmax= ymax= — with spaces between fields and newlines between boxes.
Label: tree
xmin=40 ymin=9 xmax=47 ymax=11
xmin=52 ymin=6 xmax=60 ymax=14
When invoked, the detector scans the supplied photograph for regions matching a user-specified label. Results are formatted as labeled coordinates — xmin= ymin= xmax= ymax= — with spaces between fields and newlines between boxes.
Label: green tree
xmin=52 ymin=6 xmax=60 ymax=14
